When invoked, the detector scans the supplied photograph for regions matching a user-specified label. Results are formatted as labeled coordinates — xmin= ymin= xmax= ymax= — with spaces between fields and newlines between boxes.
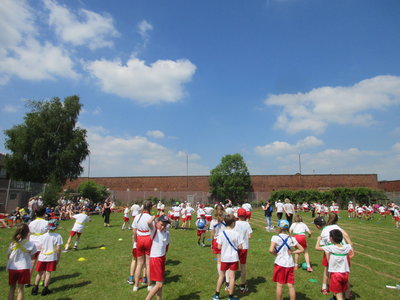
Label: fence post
xmin=5 ymin=179 xmax=11 ymax=212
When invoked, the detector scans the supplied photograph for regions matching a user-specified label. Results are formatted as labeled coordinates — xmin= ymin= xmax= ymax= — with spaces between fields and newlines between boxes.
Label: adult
xmin=283 ymin=198 xmax=295 ymax=226
xmin=262 ymin=201 xmax=273 ymax=232
xmin=132 ymin=201 xmax=154 ymax=292
xmin=275 ymin=200 xmax=284 ymax=220
xmin=102 ymin=199 xmax=112 ymax=227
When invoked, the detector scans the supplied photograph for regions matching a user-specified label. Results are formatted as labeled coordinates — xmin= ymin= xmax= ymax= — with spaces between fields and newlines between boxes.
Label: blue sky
xmin=1 ymin=0 xmax=400 ymax=180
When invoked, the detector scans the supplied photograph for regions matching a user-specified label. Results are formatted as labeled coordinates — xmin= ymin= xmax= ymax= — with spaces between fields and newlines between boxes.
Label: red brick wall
xmin=65 ymin=174 xmax=379 ymax=192
xmin=378 ymin=180 xmax=400 ymax=192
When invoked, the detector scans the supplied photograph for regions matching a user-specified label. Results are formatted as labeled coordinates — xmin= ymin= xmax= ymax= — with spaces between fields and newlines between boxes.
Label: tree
xmin=4 ymin=95 xmax=89 ymax=186
xmin=78 ymin=181 xmax=109 ymax=203
xmin=209 ymin=154 xmax=251 ymax=204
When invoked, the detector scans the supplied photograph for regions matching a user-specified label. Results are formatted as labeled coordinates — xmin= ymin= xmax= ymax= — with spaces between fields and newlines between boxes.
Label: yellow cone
xmin=99 ymin=246 xmax=106 ymax=250
xmin=78 ymin=257 xmax=86 ymax=261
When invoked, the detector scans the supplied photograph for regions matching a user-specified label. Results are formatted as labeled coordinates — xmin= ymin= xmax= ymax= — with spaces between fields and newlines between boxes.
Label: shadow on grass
xmin=284 ymin=292 xmax=312 ymax=300
xmin=52 ymin=280 xmax=91 ymax=293
xmin=55 ymin=298 xmax=73 ymax=300
xmin=164 ymin=274 xmax=182 ymax=285
xmin=0 ymin=266 xmax=6 ymax=272
xmin=176 ymin=291 xmax=201 ymax=299
xmin=166 ymin=259 xmax=181 ymax=266
xmin=51 ymin=272 xmax=81 ymax=283
xmin=79 ymin=245 xmax=105 ymax=250
xmin=245 ymin=276 xmax=267 ymax=295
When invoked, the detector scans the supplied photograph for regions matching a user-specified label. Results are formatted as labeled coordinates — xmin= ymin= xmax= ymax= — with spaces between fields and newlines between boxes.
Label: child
xmin=145 ymin=215 xmax=171 ymax=300
xmin=234 ymin=208 xmax=253 ymax=293
xmin=63 ymin=208 xmax=90 ymax=252
xmin=7 ymin=224 xmax=37 ymax=300
xmin=210 ymin=205 xmax=226 ymax=279
xmin=315 ymin=229 xmax=353 ymax=300
xmin=195 ymin=214 xmax=208 ymax=246
xmin=393 ymin=206 xmax=400 ymax=228
xmin=269 ymin=219 xmax=304 ymax=300
xmin=289 ymin=214 xmax=313 ymax=272
xmin=32 ymin=219 xmax=63 ymax=296
xmin=212 ymin=215 xmax=243 ymax=300
xmin=185 ymin=205 xmax=195 ymax=228
xmin=122 ymin=206 xmax=131 ymax=230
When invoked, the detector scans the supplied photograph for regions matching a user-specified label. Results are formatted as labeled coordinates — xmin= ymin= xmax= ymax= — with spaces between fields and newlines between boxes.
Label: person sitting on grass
xmin=269 ymin=219 xmax=304 ymax=300
xmin=315 ymin=229 xmax=354 ymax=300
xmin=32 ymin=219 xmax=63 ymax=296
xmin=212 ymin=214 xmax=243 ymax=300
xmin=145 ymin=215 xmax=171 ymax=300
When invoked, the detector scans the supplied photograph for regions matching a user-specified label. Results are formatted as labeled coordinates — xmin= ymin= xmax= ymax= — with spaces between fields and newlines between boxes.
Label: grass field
xmin=1 ymin=210 xmax=399 ymax=300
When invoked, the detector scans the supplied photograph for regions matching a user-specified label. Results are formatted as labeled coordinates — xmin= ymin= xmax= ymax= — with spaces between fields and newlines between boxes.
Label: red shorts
xmin=395 ymin=216 xmax=400 ymax=222
xmin=206 ymin=216 xmax=212 ymax=222
xmin=136 ymin=235 xmax=152 ymax=257
xmin=70 ymin=231 xmax=82 ymax=237
xmin=322 ymin=252 xmax=328 ymax=267
xmin=220 ymin=261 xmax=239 ymax=271
xmin=186 ymin=215 xmax=192 ymax=221
xmin=132 ymin=248 xmax=137 ymax=258
xmin=181 ymin=217 xmax=186 ymax=222
xmin=329 ymin=272 xmax=349 ymax=293
xmin=246 ymin=211 xmax=252 ymax=220
xmin=197 ymin=229 xmax=206 ymax=236
xmin=293 ymin=235 xmax=307 ymax=249
xmin=272 ymin=264 xmax=295 ymax=284
xmin=172 ymin=215 xmax=179 ymax=221
xmin=123 ymin=217 xmax=129 ymax=222
xmin=150 ymin=255 xmax=166 ymax=282
xmin=238 ymin=249 xmax=248 ymax=264
xmin=36 ymin=261 xmax=57 ymax=272
xmin=348 ymin=209 xmax=354 ymax=213
xmin=212 ymin=239 xmax=221 ymax=254
xmin=33 ymin=251 xmax=40 ymax=260
xmin=380 ymin=212 xmax=385 ymax=215
xmin=8 ymin=269 xmax=30 ymax=285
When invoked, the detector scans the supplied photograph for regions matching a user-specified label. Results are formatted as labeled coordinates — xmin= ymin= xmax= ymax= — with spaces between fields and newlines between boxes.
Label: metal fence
xmin=0 ymin=179 xmax=45 ymax=212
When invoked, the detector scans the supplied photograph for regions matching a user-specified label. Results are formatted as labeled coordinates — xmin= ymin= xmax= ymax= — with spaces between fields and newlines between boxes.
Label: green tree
xmin=78 ymin=181 xmax=109 ymax=203
xmin=4 ymin=96 xmax=89 ymax=204
xmin=209 ymin=154 xmax=251 ymax=204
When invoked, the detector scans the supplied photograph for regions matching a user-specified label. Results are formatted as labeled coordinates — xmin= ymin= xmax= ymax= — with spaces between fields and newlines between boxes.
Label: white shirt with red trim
xmin=233 ymin=220 xmax=252 ymax=249
xmin=216 ymin=229 xmax=243 ymax=263
xmin=7 ymin=240 xmax=37 ymax=270
xmin=186 ymin=207 xmax=195 ymax=216
xmin=150 ymin=230 xmax=170 ymax=258
xmin=271 ymin=234 xmax=297 ymax=267
xmin=133 ymin=213 xmax=152 ymax=236
xmin=172 ymin=206 xmax=181 ymax=217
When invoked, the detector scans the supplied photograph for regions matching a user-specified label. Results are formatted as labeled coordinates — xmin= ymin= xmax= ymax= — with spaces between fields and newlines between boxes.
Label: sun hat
xmin=237 ymin=208 xmax=247 ymax=217
xmin=277 ymin=219 xmax=289 ymax=228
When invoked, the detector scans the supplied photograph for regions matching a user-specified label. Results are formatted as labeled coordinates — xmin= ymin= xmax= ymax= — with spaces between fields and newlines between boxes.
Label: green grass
xmin=1 ymin=210 xmax=399 ymax=299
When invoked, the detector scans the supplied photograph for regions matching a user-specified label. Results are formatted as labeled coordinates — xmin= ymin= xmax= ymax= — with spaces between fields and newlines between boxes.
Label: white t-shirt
xmin=275 ymin=202 xmax=284 ymax=213
xmin=283 ymin=203 xmax=294 ymax=214
xmin=233 ymin=220 xmax=252 ymax=249
xmin=225 ymin=207 xmax=233 ymax=215
xmin=204 ymin=207 xmax=213 ymax=216
xmin=133 ymin=213 xmax=152 ymax=236
xmin=271 ymin=234 xmax=297 ymax=267
xmin=7 ymin=240 xmax=37 ymax=270
xmin=216 ymin=230 xmax=243 ymax=263
xmin=289 ymin=222 xmax=310 ymax=236
xmin=320 ymin=224 xmax=344 ymax=246
xmin=38 ymin=232 xmax=63 ymax=262
xmin=172 ymin=206 xmax=181 ymax=217
xmin=196 ymin=208 xmax=205 ymax=217
xmin=210 ymin=219 xmax=226 ymax=239
xmin=150 ymin=230 xmax=170 ymax=258
xmin=186 ymin=207 xmax=195 ymax=216
xmin=29 ymin=218 xmax=49 ymax=251
xmin=71 ymin=213 xmax=90 ymax=233
xmin=181 ymin=208 xmax=187 ymax=218
xmin=242 ymin=203 xmax=252 ymax=211
xmin=124 ymin=208 xmax=130 ymax=218
xmin=131 ymin=204 xmax=141 ymax=217
xmin=323 ymin=244 xmax=352 ymax=273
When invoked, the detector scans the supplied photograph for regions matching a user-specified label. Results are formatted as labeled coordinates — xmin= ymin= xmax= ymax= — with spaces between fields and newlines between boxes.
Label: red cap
xmin=237 ymin=208 xmax=247 ymax=217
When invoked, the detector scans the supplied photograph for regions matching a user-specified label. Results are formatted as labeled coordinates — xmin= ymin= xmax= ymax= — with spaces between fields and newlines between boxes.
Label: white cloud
xmin=138 ymin=20 xmax=153 ymax=40
xmin=83 ymin=126 xmax=208 ymax=176
xmin=393 ymin=142 xmax=400 ymax=152
xmin=266 ymin=75 xmax=400 ymax=134
xmin=255 ymin=136 xmax=324 ymax=156
xmin=0 ymin=0 xmax=78 ymax=83
xmin=2 ymin=104 xmax=20 ymax=113
xmin=146 ymin=130 xmax=165 ymax=139
xmin=86 ymin=58 xmax=196 ymax=104
xmin=43 ymin=0 xmax=119 ymax=50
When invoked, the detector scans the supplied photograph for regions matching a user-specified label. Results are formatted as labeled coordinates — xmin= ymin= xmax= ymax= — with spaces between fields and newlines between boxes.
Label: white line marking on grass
xmin=352 ymin=261 xmax=400 ymax=281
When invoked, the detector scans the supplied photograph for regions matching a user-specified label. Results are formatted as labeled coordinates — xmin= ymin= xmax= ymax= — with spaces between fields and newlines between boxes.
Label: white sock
xmin=225 ymin=270 xmax=230 ymax=284
xmin=322 ymin=283 xmax=327 ymax=289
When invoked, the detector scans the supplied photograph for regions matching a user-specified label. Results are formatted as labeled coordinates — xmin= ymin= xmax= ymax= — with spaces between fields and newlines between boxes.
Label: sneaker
xmin=62 ymin=249 xmax=68 ymax=253
xmin=133 ymin=286 xmax=139 ymax=292
xmin=224 ymin=283 xmax=230 ymax=291
xmin=73 ymin=246 xmax=78 ymax=250
xmin=228 ymin=297 xmax=238 ymax=300
xmin=31 ymin=286 xmax=39 ymax=296
xmin=321 ymin=288 xmax=329 ymax=295
xmin=147 ymin=285 xmax=154 ymax=291
xmin=307 ymin=267 xmax=313 ymax=272
xmin=127 ymin=276 xmax=134 ymax=284
xmin=212 ymin=294 xmax=220 ymax=300
xmin=239 ymin=284 xmax=248 ymax=293
xmin=41 ymin=287 xmax=52 ymax=296
xmin=202 ymin=243 xmax=206 ymax=247
xmin=142 ymin=277 xmax=148 ymax=284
